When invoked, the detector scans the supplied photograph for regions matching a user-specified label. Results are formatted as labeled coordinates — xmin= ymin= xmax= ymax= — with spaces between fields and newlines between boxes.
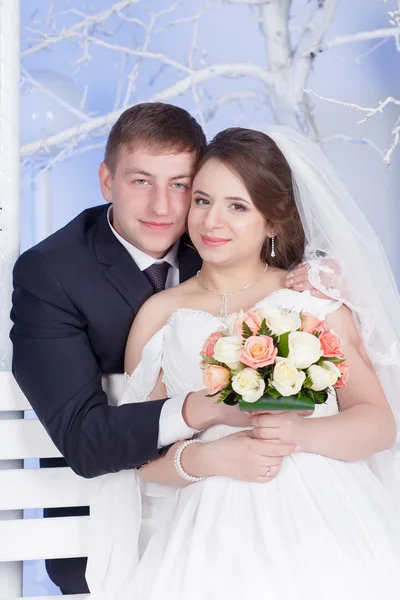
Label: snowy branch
xmin=21 ymin=0 xmax=140 ymax=57
xmin=304 ymin=89 xmax=400 ymax=164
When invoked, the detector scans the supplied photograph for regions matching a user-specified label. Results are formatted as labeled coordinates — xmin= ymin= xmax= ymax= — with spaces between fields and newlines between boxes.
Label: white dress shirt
xmin=107 ymin=206 xmax=199 ymax=448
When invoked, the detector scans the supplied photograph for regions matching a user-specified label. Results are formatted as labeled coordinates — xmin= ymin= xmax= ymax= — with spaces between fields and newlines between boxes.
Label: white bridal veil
xmin=264 ymin=126 xmax=400 ymax=492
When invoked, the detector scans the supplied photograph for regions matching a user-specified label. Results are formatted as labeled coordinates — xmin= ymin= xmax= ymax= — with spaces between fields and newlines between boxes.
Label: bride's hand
xmin=251 ymin=411 xmax=310 ymax=449
xmin=198 ymin=430 xmax=299 ymax=483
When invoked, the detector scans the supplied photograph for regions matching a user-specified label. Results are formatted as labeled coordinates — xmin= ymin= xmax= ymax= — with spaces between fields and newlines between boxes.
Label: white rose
xmin=213 ymin=335 xmax=243 ymax=369
xmin=257 ymin=305 xmax=301 ymax=335
xmin=224 ymin=311 xmax=243 ymax=336
xmin=232 ymin=367 xmax=265 ymax=403
xmin=271 ymin=358 xmax=306 ymax=397
xmin=287 ymin=331 xmax=323 ymax=369
xmin=307 ymin=361 xmax=341 ymax=391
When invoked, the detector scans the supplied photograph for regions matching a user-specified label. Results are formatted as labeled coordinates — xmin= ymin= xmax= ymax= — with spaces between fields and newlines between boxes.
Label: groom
xmin=11 ymin=102 xmax=321 ymax=595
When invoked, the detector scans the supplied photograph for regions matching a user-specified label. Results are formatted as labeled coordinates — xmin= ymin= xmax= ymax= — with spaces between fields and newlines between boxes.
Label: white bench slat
xmin=22 ymin=596 xmax=89 ymax=600
xmin=0 ymin=467 xmax=96 ymax=510
xmin=0 ymin=516 xmax=89 ymax=562
xmin=0 ymin=419 xmax=61 ymax=460
xmin=0 ymin=371 xmax=31 ymax=411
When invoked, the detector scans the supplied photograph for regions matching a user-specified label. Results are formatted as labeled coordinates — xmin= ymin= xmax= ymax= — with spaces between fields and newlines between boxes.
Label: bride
xmin=86 ymin=127 xmax=400 ymax=600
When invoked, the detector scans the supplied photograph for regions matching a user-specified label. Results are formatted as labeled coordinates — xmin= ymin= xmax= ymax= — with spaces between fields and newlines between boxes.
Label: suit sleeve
xmin=10 ymin=249 xmax=167 ymax=478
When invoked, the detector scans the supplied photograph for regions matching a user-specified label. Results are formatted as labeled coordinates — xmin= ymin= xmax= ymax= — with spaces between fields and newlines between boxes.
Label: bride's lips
xmin=201 ymin=235 xmax=231 ymax=247
xmin=140 ymin=221 xmax=173 ymax=231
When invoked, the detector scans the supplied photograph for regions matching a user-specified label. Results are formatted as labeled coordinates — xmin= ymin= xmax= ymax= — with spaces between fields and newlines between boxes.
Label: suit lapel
xmin=93 ymin=208 xmax=153 ymax=314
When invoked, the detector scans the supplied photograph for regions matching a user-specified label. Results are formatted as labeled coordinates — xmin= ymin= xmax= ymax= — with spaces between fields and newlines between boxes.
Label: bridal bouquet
xmin=200 ymin=305 xmax=349 ymax=411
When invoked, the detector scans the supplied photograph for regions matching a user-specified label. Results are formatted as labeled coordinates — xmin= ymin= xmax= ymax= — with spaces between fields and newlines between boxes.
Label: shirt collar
xmin=107 ymin=205 xmax=179 ymax=272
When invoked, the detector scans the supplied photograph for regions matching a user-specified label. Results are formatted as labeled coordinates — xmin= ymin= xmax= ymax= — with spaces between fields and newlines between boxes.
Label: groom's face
xmin=99 ymin=145 xmax=195 ymax=258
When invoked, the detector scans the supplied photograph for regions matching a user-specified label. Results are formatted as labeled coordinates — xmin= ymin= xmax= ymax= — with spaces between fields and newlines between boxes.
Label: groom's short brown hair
xmin=105 ymin=102 xmax=207 ymax=175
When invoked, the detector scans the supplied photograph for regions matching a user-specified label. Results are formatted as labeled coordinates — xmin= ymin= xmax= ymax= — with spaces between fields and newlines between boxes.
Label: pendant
xmin=219 ymin=294 xmax=228 ymax=318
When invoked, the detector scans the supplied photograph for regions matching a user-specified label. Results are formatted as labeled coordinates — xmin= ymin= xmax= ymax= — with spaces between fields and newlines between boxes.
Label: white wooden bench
xmin=0 ymin=371 xmax=92 ymax=599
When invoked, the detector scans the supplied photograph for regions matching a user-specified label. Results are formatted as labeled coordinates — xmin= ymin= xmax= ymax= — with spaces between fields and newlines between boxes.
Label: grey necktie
xmin=143 ymin=261 xmax=170 ymax=293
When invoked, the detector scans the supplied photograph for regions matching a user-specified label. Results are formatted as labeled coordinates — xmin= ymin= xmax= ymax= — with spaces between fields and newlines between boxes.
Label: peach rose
xmin=335 ymin=360 xmax=349 ymax=388
xmin=201 ymin=331 xmax=223 ymax=358
xmin=203 ymin=364 xmax=231 ymax=394
xmin=234 ymin=309 xmax=262 ymax=339
xmin=301 ymin=313 xmax=325 ymax=334
xmin=240 ymin=335 xmax=277 ymax=369
xmin=319 ymin=329 xmax=343 ymax=357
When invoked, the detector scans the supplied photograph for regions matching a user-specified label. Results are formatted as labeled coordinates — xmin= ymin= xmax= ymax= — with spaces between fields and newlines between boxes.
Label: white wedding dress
xmin=87 ymin=289 xmax=400 ymax=600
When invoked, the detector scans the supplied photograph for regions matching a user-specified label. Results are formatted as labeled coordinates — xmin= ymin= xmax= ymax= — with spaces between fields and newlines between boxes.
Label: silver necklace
xmin=196 ymin=263 xmax=268 ymax=318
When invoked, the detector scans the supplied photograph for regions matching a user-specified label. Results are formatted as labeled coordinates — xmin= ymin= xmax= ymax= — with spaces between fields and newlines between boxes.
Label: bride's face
xmin=188 ymin=159 xmax=270 ymax=265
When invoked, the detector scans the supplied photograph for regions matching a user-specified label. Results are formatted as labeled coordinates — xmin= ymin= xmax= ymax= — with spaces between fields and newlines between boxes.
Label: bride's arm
xmin=252 ymin=305 xmax=396 ymax=462
xmin=138 ymin=429 xmax=298 ymax=487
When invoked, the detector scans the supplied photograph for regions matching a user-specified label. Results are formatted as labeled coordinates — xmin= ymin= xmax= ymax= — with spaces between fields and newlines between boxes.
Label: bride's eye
xmin=194 ymin=197 xmax=210 ymax=206
xmin=230 ymin=203 xmax=247 ymax=211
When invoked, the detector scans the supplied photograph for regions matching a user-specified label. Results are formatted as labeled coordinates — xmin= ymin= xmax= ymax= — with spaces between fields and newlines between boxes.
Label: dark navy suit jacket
xmin=10 ymin=204 xmax=201 ymax=592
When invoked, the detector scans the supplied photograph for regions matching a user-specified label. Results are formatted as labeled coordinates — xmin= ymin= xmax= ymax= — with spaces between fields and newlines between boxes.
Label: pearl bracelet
xmin=174 ymin=439 xmax=207 ymax=483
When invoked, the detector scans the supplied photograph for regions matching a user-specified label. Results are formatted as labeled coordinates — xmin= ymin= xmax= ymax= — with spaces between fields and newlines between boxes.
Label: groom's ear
xmin=99 ymin=162 xmax=113 ymax=203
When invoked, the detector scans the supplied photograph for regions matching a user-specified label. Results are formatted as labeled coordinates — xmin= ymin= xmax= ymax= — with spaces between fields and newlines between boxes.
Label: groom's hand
xmin=183 ymin=389 xmax=252 ymax=430
xmin=285 ymin=259 xmax=344 ymax=299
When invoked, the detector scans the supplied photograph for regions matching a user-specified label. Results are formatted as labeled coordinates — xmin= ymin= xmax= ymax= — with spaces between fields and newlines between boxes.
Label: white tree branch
xmin=317 ymin=27 xmax=400 ymax=53
xmin=305 ymin=89 xmax=400 ymax=164
xmin=21 ymin=0 xmax=140 ymax=57
xmin=21 ymin=62 xmax=275 ymax=158
xmin=291 ymin=0 xmax=338 ymax=96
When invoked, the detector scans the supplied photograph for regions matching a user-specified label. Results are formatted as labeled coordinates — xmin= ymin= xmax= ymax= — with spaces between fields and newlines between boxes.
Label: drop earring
xmin=271 ymin=236 xmax=276 ymax=258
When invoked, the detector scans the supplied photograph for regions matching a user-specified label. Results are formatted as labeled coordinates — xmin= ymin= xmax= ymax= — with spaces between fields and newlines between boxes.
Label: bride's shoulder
xmin=124 ymin=281 xmax=194 ymax=373
xmin=138 ymin=280 xmax=193 ymax=323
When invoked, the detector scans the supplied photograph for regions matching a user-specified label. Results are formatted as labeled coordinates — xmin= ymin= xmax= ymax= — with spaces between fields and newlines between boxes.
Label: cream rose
xmin=271 ymin=358 xmax=306 ymax=397
xmin=213 ymin=335 xmax=244 ymax=369
xmin=224 ymin=311 xmax=242 ymax=336
xmin=307 ymin=361 xmax=341 ymax=391
xmin=257 ymin=305 xmax=301 ymax=335
xmin=287 ymin=331 xmax=323 ymax=369
xmin=232 ymin=367 xmax=265 ymax=403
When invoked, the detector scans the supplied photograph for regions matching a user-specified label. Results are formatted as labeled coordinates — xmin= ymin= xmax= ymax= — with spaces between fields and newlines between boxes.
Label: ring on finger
xmin=265 ymin=466 xmax=271 ymax=478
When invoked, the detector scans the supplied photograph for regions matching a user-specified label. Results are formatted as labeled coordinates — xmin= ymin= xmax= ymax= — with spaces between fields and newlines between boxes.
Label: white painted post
xmin=32 ymin=169 xmax=51 ymax=243
xmin=0 ymin=0 xmax=22 ymax=596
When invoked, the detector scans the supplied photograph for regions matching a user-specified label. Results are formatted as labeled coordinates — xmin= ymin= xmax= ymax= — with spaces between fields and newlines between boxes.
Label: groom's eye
xmin=134 ymin=179 xmax=149 ymax=185
xmin=172 ymin=183 xmax=188 ymax=190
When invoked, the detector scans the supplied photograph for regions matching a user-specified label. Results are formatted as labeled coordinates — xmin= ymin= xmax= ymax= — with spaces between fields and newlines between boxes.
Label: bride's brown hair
xmin=193 ymin=128 xmax=305 ymax=270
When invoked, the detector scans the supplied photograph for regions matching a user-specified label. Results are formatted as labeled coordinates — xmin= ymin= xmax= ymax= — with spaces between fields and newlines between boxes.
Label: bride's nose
xmin=203 ymin=205 xmax=224 ymax=230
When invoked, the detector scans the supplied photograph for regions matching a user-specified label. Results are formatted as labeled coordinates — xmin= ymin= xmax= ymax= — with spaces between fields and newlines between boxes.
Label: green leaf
xmin=265 ymin=386 xmax=281 ymax=399
xmin=313 ymin=390 xmax=328 ymax=405
xmin=220 ymin=389 xmax=239 ymax=405
xmin=257 ymin=318 xmax=273 ymax=337
xmin=277 ymin=331 xmax=290 ymax=358
xmin=239 ymin=392 xmax=315 ymax=411
xmin=303 ymin=372 xmax=314 ymax=389
xmin=242 ymin=322 xmax=253 ymax=340
xmin=322 ymin=356 xmax=345 ymax=364
xmin=200 ymin=355 xmax=217 ymax=364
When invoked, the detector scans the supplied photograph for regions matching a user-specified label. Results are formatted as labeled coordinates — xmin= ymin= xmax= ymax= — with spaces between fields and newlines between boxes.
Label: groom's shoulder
xmin=13 ymin=204 xmax=107 ymax=284
xmin=18 ymin=204 xmax=106 ymax=263
xmin=35 ymin=204 xmax=106 ymax=252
